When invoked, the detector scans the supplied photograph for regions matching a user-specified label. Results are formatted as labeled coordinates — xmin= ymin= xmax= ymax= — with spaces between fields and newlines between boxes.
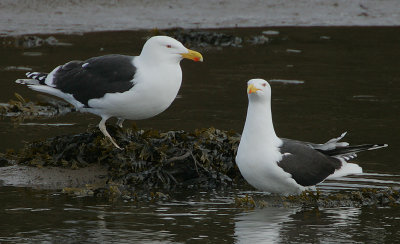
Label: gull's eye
xmin=166 ymin=44 xmax=172 ymax=48
xmin=262 ymin=83 xmax=267 ymax=87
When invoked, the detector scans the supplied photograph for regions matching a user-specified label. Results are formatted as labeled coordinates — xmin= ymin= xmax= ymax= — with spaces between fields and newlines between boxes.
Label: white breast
xmin=236 ymin=140 xmax=303 ymax=194
xmin=87 ymin=61 xmax=182 ymax=120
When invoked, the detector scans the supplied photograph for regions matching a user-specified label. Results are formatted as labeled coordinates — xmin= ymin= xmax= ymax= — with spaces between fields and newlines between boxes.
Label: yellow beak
xmin=247 ymin=84 xmax=261 ymax=94
xmin=181 ymin=49 xmax=203 ymax=62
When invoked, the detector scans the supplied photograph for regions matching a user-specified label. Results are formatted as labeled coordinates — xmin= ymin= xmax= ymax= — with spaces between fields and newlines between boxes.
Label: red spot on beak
xmin=193 ymin=57 xmax=200 ymax=62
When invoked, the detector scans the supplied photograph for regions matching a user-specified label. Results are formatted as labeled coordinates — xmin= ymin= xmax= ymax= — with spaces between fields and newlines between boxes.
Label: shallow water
xmin=1 ymin=27 xmax=400 ymax=242
xmin=1 ymin=184 xmax=400 ymax=243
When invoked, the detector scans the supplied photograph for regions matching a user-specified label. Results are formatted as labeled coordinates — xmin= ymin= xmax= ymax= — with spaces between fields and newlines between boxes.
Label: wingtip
xmin=368 ymin=144 xmax=389 ymax=150
xmin=377 ymin=144 xmax=388 ymax=148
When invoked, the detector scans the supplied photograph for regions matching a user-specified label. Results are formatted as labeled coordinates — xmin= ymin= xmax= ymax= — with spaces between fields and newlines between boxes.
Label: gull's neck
xmin=242 ymin=100 xmax=281 ymax=147
xmin=138 ymin=50 xmax=181 ymax=66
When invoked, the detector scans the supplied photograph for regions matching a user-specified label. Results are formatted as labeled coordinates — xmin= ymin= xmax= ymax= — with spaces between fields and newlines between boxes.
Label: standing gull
xmin=16 ymin=36 xmax=203 ymax=149
xmin=236 ymin=79 xmax=387 ymax=195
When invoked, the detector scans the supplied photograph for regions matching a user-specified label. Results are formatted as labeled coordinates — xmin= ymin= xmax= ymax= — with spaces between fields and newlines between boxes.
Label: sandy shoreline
xmin=0 ymin=164 xmax=108 ymax=189
xmin=1 ymin=0 xmax=399 ymax=36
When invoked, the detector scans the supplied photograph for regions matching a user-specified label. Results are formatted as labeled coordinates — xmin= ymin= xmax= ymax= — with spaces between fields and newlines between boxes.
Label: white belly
xmin=236 ymin=145 xmax=304 ymax=195
xmin=87 ymin=64 xmax=182 ymax=120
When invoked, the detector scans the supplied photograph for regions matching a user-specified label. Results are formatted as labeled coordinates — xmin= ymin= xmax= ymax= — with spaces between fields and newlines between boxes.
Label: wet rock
xmin=62 ymin=187 xmax=95 ymax=197
xmin=163 ymin=28 xmax=243 ymax=48
xmin=11 ymin=35 xmax=72 ymax=48
xmin=15 ymin=36 xmax=44 ymax=48
xmin=91 ymin=183 xmax=171 ymax=202
xmin=235 ymin=194 xmax=256 ymax=209
xmin=246 ymin=35 xmax=269 ymax=45
xmin=154 ymin=29 xmax=279 ymax=48
xmin=0 ymin=157 xmax=11 ymax=167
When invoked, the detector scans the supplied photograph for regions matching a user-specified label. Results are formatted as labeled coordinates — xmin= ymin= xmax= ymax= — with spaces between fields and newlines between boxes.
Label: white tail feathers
xmin=327 ymin=161 xmax=363 ymax=179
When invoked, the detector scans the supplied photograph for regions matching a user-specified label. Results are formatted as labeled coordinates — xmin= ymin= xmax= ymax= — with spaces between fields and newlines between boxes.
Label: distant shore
xmin=1 ymin=0 xmax=399 ymax=36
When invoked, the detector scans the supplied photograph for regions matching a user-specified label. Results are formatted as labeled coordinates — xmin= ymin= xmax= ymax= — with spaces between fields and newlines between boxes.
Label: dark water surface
xmin=1 ymin=27 xmax=400 ymax=243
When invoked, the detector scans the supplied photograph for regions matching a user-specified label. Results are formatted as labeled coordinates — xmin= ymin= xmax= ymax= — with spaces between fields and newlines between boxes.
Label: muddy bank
xmin=1 ymin=0 xmax=400 ymax=36
xmin=0 ymin=164 xmax=107 ymax=189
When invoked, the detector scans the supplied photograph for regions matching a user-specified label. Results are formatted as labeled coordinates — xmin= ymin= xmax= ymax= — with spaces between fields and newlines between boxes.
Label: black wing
xmin=315 ymin=144 xmax=387 ymax=156
xmin=53 ymin=54 xmax=136 ymax=107
xmin=277 ymin=139 xmax=342 ymax=186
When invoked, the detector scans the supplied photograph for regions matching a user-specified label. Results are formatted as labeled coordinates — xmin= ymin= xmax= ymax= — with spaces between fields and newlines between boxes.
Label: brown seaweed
xmin=235 ymin=188 xmax=400 ymax=208
xmin=150 ymin=28 xmax=275 ymax=49
xmin=6 ymin=126 xmax=242 ymax=190
xmin=2 ymin=125 xmax=399 ymax=206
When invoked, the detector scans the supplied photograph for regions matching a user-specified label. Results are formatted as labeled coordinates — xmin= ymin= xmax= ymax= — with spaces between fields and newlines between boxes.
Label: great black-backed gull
xmin=236 ymin=79 xmax=388 ymax=195
xmin=16 ymin=36 xmax=203 ymax=149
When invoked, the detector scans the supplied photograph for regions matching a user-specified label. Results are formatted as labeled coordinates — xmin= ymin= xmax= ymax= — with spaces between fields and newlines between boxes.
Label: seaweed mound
xmin=150 ymin=28 xmax=245 ymax=48
xmin=170 ymin=28 xmax=243 ymax=47
xmin=4 ymin=124 xmax=399 ymax=205
xmin=12 ymin=126 xmax=242 ymax=190
xmin=12 ymin=36 xmax=72 ymax=48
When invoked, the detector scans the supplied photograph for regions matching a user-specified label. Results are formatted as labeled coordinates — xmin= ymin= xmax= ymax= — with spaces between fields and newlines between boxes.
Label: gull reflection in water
xmin=234 ymin=206 xmax=362 ymax=243
xmin=234 ymin=207 xmax=298 ymax=243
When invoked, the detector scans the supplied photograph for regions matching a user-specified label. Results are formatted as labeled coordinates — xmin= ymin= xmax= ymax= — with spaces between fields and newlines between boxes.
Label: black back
xmin=277 ymin=139 xmax=342 ymax=186
xmin=53 ymin=54 xmax=136 ymax=107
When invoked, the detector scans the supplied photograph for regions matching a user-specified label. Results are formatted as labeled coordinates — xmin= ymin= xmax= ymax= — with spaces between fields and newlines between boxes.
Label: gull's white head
xmin=247 ymin=79 xmax=272 ymax=103
xmin=140 ymin=36 xmax=203 ymax=63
